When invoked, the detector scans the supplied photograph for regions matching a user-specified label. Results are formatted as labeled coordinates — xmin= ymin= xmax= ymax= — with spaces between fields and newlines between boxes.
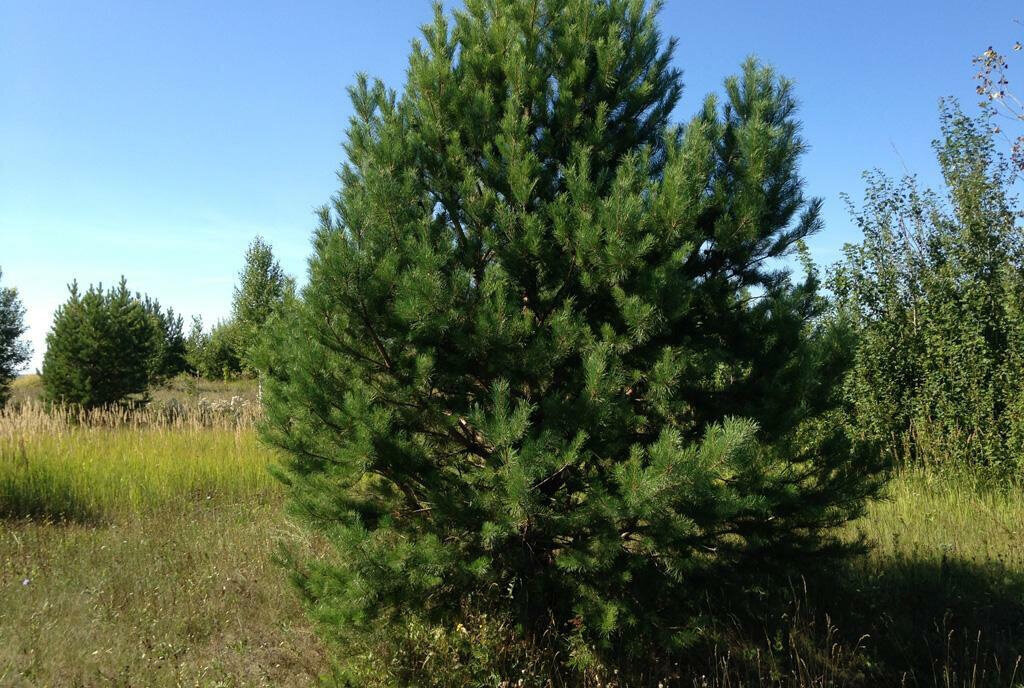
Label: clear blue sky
xmin=1 ymin=1 xmax=1020 ymax=370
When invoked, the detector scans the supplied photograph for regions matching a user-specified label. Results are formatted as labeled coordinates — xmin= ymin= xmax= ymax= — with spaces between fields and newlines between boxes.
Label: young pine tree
xmin=0 ymin=269 xmax=31 ymax=408
xmin=260 ymin=1 xmax=883 ymax=682
xmin=141 ymin=295 xmax=189 ymax=382
xmin=184 ymin=316 xmax=210 ymax=377
xmin=42 ymin=278 xmax=158 ymax=408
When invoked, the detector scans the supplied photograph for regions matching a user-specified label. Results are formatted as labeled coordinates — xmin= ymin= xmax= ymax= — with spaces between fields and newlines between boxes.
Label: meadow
xmin=1 ymin=379 xmax=1022 ymax=686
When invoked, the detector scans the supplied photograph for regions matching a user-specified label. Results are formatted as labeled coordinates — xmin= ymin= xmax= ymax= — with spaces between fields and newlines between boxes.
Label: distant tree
xmin=184 ymin=315 xmax=207 ymax=375
xmin=140 ymin=295 xmax=189 ymax=382
xmin=178 ymin=237 xmax=291 ymax=381
xmin=832 ymin=101 xmax=1024 ymax=470
xmin=185 ymin=316 xmax=243 ymax=380
xmin=231 ymin=236 xmax=292 ymax=372
xmin=0 ymin=269 xmax=31 ymax=407
xmin=258 ymin=2 xmax=884 ymax=682
xmin=42 ymin=278 xmax=158 ymax=408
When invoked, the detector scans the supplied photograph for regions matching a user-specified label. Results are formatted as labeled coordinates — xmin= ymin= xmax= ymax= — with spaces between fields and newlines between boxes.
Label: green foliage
xmin=231 ymin=236 xmax=292 ymax=372
xmin=0 ymin=269 xmax=31 ymax=408
xmin=141 ymin=295 xmax=189 ymax=382
xmin=260 ymin=1 xmax=883 ymax=682
xmin=182 ymin=237 xmax=292 ymax=381
xmin=185 ymin=316 xmax=244 ymax=381
xmin=41 ymin=278 xmax=158 ymax=408
xmin=832 ymin=101 xmax=1024 ymax=471
xmin=184 ymin=316 xmax=209 ymax=376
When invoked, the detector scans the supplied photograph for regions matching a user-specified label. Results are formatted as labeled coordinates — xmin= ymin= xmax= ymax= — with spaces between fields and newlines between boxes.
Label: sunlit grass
xmin=0 ymin=401 xmax=278 ymax=521
xmin=857 ymin=466 xmax=1024 ymax=566
xmin=0 ymin=501 xmax=325 ymax=687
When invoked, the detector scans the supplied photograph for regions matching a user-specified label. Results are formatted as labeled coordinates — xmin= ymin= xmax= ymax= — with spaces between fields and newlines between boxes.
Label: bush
xmin=832 ymin=101 xmax=1024 ymax=471
xmin=41 ymin=278 xmax=158 ymax=408
xmin=260 ymin=1 xmax=884 ymax=683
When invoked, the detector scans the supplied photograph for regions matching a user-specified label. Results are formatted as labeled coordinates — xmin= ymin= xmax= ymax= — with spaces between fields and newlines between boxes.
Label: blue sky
xmin=1 ymin=1 xmax=1020 ymax=370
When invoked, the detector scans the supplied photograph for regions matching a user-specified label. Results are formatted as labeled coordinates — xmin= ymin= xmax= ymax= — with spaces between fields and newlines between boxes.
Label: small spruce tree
xmin=0 ymin=269 xmax=31 ymax=407
xmin=42 ymin=278 xmax=158 ymax=408
xmin=260 ymin=1 xmax=884 ymax=682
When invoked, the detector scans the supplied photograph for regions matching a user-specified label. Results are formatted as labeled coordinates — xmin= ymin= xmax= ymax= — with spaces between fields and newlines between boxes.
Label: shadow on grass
xmin=839 ymin=555 xmax=1024 ymax=686
xmin=0 ymin=470 xmax=103 ymax=524
xmin=688 ymin=555 xmax=1024 ymax=687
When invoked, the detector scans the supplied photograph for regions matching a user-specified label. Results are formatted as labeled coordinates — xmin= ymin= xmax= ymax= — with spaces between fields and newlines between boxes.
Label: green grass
xmin=0 ymin=501 xmax=325 ymax=688
xmin=696 ymin=469 xmax=1024 ymax=687
xmin=0 ymin=399 xmax=326 ymax=687
xmin=0 ymin=403 xmax=274 ymax=522
xmin=1 ymin=398 xmax=1023 ymax=686
xmin=834 ymin=469 xmax=1024 ymax=687
xmin=860 ymin=467 xmax=1024 ymax=562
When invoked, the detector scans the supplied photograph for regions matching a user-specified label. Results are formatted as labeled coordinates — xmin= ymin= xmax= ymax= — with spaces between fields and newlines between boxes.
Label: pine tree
xmin=259 ymin=1 xmax=884 ymax=682
xmin=184 ymin=315 xmax=209 ymax=376
xmin=42 ymin=278 xmax=158 ymax=408
xmin=231 ymin=236 xmax=292 ymax=372
xmin=0 ymin=269 xmax=31 ymax=408
xmin=141 ymin=295 xmax=189 ymax=382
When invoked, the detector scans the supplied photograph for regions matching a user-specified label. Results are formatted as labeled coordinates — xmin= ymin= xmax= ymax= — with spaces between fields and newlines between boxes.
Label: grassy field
xmin=0 ymin=394 xmax=326 ymax=687
xmin=0 ymin=502 xmax=324 ymax=688
xmin=0 ymin=403 xmax=270 ymax=523
xmin=1 ymin=391 xmax=1023 ymax=686
xmin=767 ymin=469 xmax=1024 ymax=687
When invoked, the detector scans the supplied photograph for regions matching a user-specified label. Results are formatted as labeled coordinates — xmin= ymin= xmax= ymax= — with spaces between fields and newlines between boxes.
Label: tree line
xmin=0 ymin=236 xmax=291 ymax=408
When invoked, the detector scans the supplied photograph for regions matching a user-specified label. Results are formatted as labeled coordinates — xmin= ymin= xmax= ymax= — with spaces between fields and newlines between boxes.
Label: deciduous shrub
xmin=832 ymin=102 xmax=1024 ymax=471
xmin=0 ymin=268 xmax=31 ymax=408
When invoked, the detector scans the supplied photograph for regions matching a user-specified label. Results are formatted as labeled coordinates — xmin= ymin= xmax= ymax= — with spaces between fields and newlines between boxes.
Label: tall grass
xmin=858 ymin=465 xmax=1024 ymax=564
xmin=0 ymin=397 xmax=324 ymax=687
xmin=0 ymin=401 xmax=278 ymax=522
xmin=2 ymin=398 xmax=1023 ymax=685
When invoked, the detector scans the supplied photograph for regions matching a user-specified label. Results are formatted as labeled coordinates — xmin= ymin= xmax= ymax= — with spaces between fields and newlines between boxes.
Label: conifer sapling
xmin=259 ymin=0 xmax=884 ymax=680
